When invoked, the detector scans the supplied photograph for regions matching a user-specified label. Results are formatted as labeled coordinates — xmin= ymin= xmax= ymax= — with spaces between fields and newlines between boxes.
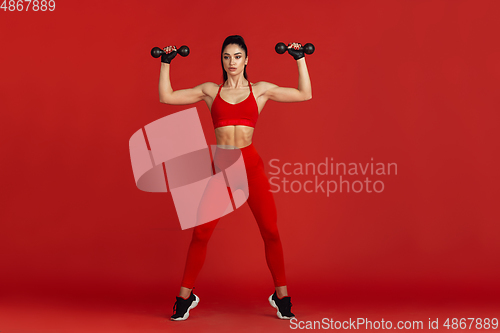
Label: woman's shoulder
xmin=252 ymin=81 xmax=278 ymax=88
xmin=198 ymin=82 xmax=220 ymax=88
xmin=196 ymin=82 xmax=220 ymax=95
xmin=252 ymin=81 xmax=278 ymax=96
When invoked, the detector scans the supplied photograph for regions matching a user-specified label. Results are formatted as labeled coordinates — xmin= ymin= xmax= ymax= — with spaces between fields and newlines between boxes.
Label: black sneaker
xmin=268 ymin=291 xmax=295 ymax=319
xmin=171 ymin=290 xmax=200 ymax=321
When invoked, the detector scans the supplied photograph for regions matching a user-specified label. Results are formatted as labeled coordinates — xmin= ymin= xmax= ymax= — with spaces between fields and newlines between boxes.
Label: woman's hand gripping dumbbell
xmin=150 ymin=45 xmax=190 ymax=63
xmin=275 ymin=42 xmax=315 ymax=60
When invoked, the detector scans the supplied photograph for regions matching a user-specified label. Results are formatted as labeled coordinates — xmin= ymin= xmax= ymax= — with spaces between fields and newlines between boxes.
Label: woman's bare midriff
xmin=215 ymin=125 xmax=254 ymax=149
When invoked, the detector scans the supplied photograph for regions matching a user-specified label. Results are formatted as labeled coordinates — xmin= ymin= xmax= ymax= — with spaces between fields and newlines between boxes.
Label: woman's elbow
xmin=159 ymin=94 xmax=172 ymax=104
xmin=304 ymin=92 xmax=312 ymax=101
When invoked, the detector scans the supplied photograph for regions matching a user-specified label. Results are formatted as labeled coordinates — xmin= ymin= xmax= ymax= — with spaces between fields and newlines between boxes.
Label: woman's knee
xmin=259 ymin=225 xmax=281 ymax=243
xmin=192 ymin=223 xmax=216 ymax=243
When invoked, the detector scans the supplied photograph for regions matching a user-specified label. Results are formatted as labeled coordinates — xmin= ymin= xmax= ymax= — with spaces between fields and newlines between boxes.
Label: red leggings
xmin=180 ymin=143 xmax=287 ymax=289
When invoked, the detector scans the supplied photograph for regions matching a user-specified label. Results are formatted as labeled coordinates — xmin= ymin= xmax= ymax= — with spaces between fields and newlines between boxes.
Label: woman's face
xmin=222 ymin=44 xmax=248 ymax=77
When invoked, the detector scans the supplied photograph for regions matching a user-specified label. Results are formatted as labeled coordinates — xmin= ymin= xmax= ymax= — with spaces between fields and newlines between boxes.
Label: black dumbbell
xmin=151 ymin=45 xmax=190 ymax=58
xmin=275 ymin=42 xmax=315 ymax=55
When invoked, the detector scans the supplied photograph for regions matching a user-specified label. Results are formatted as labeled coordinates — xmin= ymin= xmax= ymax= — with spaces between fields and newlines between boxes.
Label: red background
xmin=1 ymin=0 xmax=499 ymax=331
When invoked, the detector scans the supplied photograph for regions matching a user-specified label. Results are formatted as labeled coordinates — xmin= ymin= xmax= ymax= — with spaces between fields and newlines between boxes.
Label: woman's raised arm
xmin=262 ymin=43 xmax=312 ymax=103
xmin=158 ymin=62 xmax=211 ymax=105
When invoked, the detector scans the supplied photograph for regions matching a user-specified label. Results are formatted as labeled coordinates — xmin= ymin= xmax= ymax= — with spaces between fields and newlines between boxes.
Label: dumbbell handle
xmin=289 ymin=45 xmax=311 ymax=52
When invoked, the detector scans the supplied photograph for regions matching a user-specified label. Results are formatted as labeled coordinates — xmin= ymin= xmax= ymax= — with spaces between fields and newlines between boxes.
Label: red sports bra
xmin=211 ymin=82 xmax=259 ymax=129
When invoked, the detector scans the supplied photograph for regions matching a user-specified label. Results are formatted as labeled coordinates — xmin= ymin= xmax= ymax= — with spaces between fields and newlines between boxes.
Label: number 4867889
xmin=1 ymin=0 xmax=56 ymax=11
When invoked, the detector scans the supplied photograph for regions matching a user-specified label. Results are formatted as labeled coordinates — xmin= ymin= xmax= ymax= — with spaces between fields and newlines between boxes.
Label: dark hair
xmin=221 ymin=35 xmax=248 ymax=83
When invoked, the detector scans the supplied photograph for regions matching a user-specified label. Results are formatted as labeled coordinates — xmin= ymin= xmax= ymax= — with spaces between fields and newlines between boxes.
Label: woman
xmin=158 ymin=35 xmax=312 ymax=321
